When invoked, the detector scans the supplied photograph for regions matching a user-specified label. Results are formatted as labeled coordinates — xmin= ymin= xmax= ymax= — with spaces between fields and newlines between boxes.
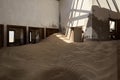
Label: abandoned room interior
xmin=0 ymin=0 xmax=120 ymax=80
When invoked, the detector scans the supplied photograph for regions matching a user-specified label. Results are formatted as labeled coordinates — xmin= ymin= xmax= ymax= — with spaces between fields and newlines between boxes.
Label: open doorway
xmin=7 ymin=25 xmax=26 ymax=47
xmin=46 ymin=28 xmax=59 ymax=37
xmin=109 ymin=20 xmax=116 ymax=40
xmin=28 ymin=27 xmax=44 ymax=44
xmin=9 ymin=31 xmax=15 ymax=43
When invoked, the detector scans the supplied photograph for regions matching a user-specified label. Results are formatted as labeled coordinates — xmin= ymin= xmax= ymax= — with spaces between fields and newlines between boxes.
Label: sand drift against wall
xmin=0 ymin=33 xmax=119 ymax=80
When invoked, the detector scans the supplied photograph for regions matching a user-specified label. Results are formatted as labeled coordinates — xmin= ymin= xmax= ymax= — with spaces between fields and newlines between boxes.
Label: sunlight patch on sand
xmin=55 ymin=33 xmax=73 ymax=43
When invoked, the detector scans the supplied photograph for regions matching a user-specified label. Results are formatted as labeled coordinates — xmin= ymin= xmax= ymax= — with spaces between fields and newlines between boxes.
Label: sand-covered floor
xmin=0 ymin=33 xmax=119 ymax=80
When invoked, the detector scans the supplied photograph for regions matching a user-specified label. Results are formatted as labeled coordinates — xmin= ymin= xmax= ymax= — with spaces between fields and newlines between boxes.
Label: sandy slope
xmin=0 ymin=33 xmax=119 ymax=80
xmin=117 ymin=40 xmax=120 ymax=80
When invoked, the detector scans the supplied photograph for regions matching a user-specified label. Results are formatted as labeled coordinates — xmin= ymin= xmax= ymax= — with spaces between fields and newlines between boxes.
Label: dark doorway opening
xmin=28 ymin=27 xmax=44 ymax=44
xmin=7 ymin=25 xmax=26 ymax=47
xmin=46 ymin=28 xmax=59 ymax=37
xmin=0 ymin=24 xmax=4 ymax=48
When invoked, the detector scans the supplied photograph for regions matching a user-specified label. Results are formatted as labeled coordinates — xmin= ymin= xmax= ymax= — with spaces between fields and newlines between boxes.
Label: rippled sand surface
xmin=0 ymin=33 xmax=119 ymax=80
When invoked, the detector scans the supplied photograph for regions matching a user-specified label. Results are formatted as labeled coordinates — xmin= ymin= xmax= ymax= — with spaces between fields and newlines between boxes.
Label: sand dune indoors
xmin=0 ymin=33 xmax=119 ymax=80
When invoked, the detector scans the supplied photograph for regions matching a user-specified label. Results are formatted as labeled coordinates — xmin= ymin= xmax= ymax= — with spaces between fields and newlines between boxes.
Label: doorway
xmin=9 ymin=31 xmax=15 ymax=43
xmin=28 ymin=27 xmax=44 ymax=44
xmin=109 ymin=20 xmax=116 ymax=40
xmin=7 ymin=25 xmax=26 ymax=47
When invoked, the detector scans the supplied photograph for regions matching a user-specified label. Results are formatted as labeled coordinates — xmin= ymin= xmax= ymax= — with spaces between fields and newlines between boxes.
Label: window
xmin=9 ymin=31 xmax=15 ymax=43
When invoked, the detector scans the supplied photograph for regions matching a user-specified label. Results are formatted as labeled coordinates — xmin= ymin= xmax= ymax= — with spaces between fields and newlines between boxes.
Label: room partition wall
xmin=0 ymin=24 xmax=4 ymax=48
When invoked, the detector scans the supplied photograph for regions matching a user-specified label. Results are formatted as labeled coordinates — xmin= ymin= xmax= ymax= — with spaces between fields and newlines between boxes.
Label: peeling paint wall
xmin=92 ymin=0 xmax=120 ymax=40
xmin=0 ymin=0 xmax=59 ymax=28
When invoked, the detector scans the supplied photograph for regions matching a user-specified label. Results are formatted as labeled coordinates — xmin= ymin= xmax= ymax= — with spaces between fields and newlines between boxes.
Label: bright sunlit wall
xmin=60 ymin=0 xmax=92 ymax=33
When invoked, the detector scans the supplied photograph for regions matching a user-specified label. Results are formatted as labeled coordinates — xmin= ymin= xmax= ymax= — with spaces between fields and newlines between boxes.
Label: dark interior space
xmin=46 ymin=28 xmax=59 ymax=37
xmin=116 ymin=19 xmax=120 ymax=39
xmin=0 ymin=24 xmax=4 ymax=48
xmin=28 ymin=27 xmax=44 ymax=44
xmin=7 ymin=25 xmax=26 ymax=47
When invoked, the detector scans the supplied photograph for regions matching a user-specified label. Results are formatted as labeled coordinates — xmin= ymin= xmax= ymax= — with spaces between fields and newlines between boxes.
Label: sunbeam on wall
xmin=67 ymin=0 xmax=92 ymax=29
xmin=60 ymin=0 xmax=92 ymax=39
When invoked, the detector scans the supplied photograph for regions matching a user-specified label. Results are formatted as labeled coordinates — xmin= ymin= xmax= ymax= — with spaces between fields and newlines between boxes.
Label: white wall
xmin=0 ymin=0 xmax=59 ymax=28
xmin=60 ymin=0 xmax=92 ymax=33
